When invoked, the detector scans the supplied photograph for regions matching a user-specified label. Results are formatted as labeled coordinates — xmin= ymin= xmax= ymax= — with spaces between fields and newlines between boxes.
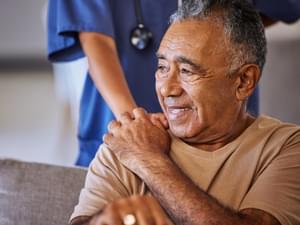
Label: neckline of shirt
xmin=170 ymin=115 xmax=269 ymax=160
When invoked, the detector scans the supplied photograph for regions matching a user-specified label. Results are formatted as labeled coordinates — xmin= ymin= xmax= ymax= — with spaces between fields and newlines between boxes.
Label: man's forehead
xmin=158 ymin=20 xmax=225 ymax=58
xmin=167 ymin=20 xmax=214 ymax=36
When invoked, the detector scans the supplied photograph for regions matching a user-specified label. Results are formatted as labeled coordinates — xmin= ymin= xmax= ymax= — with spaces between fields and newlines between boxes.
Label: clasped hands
xmin=103 ymin=107 xmax=171 ymax=175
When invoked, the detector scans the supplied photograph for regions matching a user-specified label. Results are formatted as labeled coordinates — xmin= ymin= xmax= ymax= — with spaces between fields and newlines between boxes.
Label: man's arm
xmin=104 ymin=108 xmax=281 ymax=225
xmin=137 ymin=154 xmax=280 ymax=225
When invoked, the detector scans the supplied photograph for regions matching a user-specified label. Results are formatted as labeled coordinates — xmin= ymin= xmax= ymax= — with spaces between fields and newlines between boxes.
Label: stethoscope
xmin=130 ymin=0 xmax=182 ymax=51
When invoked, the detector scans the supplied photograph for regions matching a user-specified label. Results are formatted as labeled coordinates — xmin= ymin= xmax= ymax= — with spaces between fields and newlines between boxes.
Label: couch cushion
xmin=0 ymin=159 xmax=87 ymax=225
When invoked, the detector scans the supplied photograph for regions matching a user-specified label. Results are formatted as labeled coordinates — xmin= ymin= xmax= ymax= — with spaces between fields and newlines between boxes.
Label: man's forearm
xmin=137 ymin=156 xmax=274 ymax=225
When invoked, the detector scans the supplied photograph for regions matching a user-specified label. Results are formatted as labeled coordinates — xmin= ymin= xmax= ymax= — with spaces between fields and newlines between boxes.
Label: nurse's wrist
xmin=112 ymin=101 xmax=137 ymax=119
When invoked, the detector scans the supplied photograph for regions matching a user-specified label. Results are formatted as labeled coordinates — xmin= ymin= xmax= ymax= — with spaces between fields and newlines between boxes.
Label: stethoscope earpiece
xmin=130 ymin=24 xmax=153 ymax=50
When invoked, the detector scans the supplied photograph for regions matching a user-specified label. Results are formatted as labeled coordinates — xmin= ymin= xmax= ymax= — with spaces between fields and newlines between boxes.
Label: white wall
xmin=0 ymin=0 xmax=47 ymax=59
xmin=261 ymin=22 xmax=300 ymax=125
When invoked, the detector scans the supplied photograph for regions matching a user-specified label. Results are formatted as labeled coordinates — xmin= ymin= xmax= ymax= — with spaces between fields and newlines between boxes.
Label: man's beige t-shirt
xmin=71 ymin=116 xmax=300 ymax=225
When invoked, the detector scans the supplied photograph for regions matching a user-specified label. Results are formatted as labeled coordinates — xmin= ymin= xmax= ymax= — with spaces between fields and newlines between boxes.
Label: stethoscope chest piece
xmin=130 ymin=23 xmax=153 ymax=50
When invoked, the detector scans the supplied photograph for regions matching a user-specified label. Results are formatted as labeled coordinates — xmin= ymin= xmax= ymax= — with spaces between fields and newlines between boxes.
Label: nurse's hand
xmin=103 ymin=108 xmax=171 ymax=174
xmin=89 ymin=195 xmax=172 ymax=225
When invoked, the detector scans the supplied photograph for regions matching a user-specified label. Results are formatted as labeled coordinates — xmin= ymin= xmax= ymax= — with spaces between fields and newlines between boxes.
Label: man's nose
xmin=159 ymin=74 xmax=183 ymax=97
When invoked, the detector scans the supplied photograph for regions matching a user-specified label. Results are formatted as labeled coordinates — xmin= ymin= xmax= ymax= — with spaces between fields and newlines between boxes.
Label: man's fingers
xmin=131 ymin=195 xmax=156 ymax=225
xmin=97 ymin=196 xmax=171 ymax=225
xmin=135 ymin=210 xmax=156 ymax=225
xmin=96 ymin=203 xmax=126 ymax=225
xmin=150 ymin=113 xmax=169 ymax=130
xmin=157 ymin=114 xmax=169 ymax=129
xmin=94 ymin=212 xmax=123 ymax=225
xmin=150 ymin=117 xmax=165 ymax=130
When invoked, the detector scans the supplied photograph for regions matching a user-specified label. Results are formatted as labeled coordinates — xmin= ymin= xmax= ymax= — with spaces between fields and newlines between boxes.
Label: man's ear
xmin=235 ymin=64 xmax=260 ymax=101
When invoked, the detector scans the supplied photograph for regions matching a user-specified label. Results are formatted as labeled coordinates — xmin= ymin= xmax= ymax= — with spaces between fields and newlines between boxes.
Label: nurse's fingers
xmin=119 ymin=112 xmax=133 ymax=124
xmin=108 ymin=120 xmax=121 ymax=132
xmin=132 ymin=108 xmax=148 ymax=120
xmin=102 ymin=133 xmax=113 ymax=145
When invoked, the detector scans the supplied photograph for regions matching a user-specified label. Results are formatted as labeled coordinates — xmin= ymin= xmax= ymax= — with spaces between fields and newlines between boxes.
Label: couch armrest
xmin=0 ymin=159 xmax=87 ymax=225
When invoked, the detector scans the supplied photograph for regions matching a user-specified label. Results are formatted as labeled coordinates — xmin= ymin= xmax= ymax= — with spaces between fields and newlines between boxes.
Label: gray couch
xmin=0 ymin=159 xmax=87 ymax=225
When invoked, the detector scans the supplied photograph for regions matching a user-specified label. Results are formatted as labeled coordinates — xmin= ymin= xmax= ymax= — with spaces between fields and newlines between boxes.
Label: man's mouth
xmin=166 ymin=106 xmax=193 ymax=120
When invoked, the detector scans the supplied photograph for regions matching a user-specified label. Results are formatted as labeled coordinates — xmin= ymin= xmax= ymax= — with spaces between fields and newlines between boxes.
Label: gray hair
xmin=170 ymin=0 xmax=267 ymax=74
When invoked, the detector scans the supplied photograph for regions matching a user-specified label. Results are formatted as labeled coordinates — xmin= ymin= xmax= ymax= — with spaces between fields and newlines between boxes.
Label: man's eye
xmin=180 ymin=68 xmax=193 ymax=75
xmin=157 ymin=65 xmax=168 ymax=73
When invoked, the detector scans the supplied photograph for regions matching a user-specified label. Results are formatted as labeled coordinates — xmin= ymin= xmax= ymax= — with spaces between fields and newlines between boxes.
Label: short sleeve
xmin=70 ymin=144 xmax=146 ymax=221
xmin=47 ymin=0 xmax=115 ymax=62
xmin=254 ymin=0 xmax=300 ymax=23
xmin=240 ymin=132 xmax=300 ymax=225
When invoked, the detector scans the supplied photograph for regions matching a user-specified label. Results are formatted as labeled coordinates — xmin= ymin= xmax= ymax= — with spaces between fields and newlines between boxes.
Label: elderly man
xmin=70 ymin=0 xmax=300 ymax=225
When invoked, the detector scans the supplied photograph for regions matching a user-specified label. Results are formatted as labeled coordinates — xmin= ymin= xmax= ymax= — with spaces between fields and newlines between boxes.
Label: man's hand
xmin=103 ymin=108 xmax=171 ymax=173
xmin=89 ymin=195 xmax=172 ymax=225
xmin=149 ymin=112 xmax=169 ymax=130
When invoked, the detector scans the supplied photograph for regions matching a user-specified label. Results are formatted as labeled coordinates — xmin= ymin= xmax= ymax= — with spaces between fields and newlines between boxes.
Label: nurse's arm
xmin=79 ymin=32 xmax=137 ymax=118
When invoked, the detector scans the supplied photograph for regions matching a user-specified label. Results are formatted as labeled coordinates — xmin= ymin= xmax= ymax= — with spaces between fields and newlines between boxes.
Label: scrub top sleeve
xmin=47 ymin=0 xmax=115 ymax=62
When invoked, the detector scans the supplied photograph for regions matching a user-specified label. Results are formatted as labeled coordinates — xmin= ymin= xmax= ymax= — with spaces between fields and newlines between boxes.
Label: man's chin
xmin=169 ymin=124 xmax=193 ymax=140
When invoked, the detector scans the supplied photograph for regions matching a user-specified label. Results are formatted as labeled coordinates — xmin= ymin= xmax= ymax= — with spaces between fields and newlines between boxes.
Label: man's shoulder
xmin=94 ymin=144 xmax=121 ymax=169
xmin=244 ymin=115 xmax=300 ymax=168
xmin=257 ymin=115 xmax=299 ymax=126
xmin=93 ymin=144 xmax=147 ymax=191
xmin=246 ymin=115 xmax=300 ymax=137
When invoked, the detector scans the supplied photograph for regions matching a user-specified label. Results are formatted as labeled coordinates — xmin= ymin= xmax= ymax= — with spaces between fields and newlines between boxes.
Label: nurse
xmin=47 ymin=0 xmax=177 ymax=166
